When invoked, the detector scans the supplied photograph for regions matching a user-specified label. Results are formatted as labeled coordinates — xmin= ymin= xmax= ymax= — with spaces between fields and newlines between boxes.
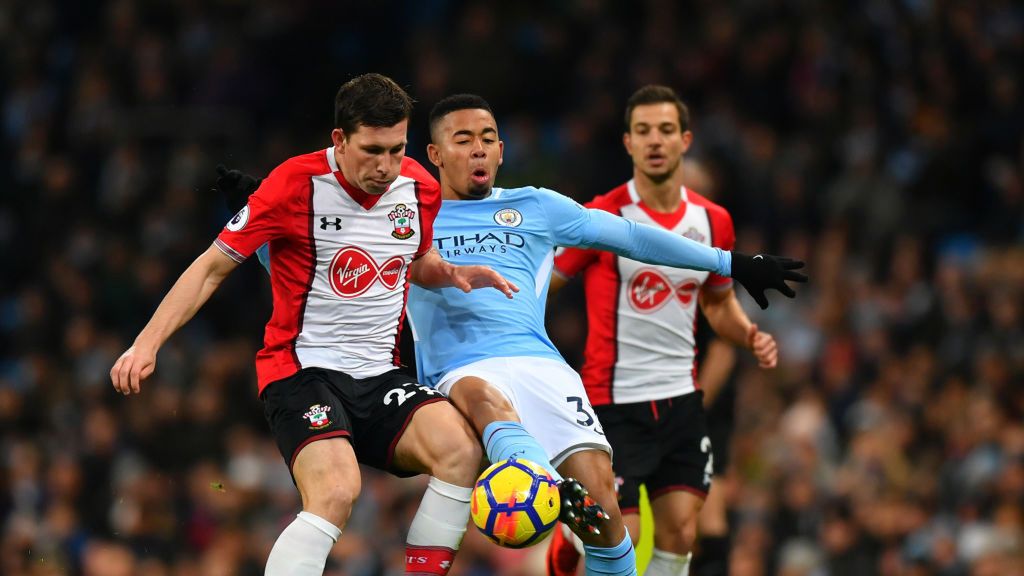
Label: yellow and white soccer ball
xmin=470 ymin=457 xmax=561 ymax=548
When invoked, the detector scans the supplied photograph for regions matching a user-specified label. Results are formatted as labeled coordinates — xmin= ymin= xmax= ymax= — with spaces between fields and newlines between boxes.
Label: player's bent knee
xmin=450 ymin=377 xmax=517 ymax=431
xmin=306 ymin=482 xmax=359 ymax=523
xmin=570 ymin=458 xmax=618 ymax=504
xmin=292 ymin=439 xmax=361 ymax=527
xmin=402 ymin=402 xmax=482 ymax=484
xmin=654 ymin=514 xmax=699 ymax=554
xmin=431 ymin=425 xmax=483 ymax=483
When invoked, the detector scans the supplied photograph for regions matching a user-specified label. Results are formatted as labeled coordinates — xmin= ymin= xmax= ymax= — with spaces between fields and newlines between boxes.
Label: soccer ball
xmin=470 ymin=457 xmax=561 ymax=548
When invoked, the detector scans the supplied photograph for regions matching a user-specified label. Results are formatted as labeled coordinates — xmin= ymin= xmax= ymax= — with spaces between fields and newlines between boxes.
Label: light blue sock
xmin=583 ymin=530 xmax=638 ymax=576
xmin=482 ymin=421 xmax=563 ymax=482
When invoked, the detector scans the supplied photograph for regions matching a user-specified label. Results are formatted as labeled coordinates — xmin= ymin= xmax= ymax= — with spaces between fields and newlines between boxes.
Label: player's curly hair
xmin=624 ymin=85 xmax=690 ymax=133
xmin=334 ymin=73 xmax=414 ymax=135
xmin=428 ymin=94 xmax=494 ymax=142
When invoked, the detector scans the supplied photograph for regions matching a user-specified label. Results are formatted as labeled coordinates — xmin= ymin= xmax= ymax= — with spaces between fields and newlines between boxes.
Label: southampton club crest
xmin=303 ymin=404 xmax=332 ymax=430
xmin=389 ymin=204 xmax=416 ymax=239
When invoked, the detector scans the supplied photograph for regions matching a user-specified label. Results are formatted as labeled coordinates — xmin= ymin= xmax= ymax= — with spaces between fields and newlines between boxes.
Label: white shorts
xmin=437 ymin=356 xmax=612 ymax=467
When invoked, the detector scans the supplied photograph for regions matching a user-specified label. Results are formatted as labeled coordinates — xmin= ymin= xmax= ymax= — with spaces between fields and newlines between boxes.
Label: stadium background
xmin=1 ymin=0 xmax=1022 ymax=575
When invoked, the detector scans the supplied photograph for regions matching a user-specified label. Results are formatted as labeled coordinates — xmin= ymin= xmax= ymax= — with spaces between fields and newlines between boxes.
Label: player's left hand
xmin=730 ymin=253 xmax=808 ymax=309
xmin=746 ymin=323 xmax=777 ymax=369
xmin=450 ymin=264 xmax=520 ymax=299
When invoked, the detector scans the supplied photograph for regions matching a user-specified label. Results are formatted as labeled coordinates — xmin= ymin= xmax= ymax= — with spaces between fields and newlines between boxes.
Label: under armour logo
xmin=320 ymin=216 xmax=342 ymax=230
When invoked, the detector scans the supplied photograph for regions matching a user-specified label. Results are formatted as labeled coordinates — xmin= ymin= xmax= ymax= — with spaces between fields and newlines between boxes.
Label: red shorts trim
xmin=290 ymin=430 xmax=351 ymax=470
xmin=649 ymin=484 xmax=708 ymax=501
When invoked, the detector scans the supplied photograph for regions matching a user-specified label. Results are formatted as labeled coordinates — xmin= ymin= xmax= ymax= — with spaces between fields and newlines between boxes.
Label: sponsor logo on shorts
xmin=225 ymin=204 xmax=250 ymax=232
xmin=493 ymin=208 xmax=523 ymax=227
xmin=303 ymin=404 xmax=332 ymax=430
xmin=388 ymin=204 xmax=416 ymax=239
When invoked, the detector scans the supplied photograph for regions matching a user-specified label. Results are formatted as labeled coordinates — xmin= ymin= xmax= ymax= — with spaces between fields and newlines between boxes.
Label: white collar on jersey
xmin=627 ymin=179 xmax=690 ymax=204
xmin=326 ymin=146 xmax=339 ymax=172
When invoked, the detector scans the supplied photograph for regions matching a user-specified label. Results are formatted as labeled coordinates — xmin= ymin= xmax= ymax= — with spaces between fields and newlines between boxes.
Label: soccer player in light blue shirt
xmin=406 ymin=94 xmax=804 ymax=576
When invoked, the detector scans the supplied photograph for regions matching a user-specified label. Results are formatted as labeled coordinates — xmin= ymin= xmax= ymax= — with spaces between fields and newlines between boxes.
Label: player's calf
xmin=557 ymin=450 xmax=624 ymax=547
xmin=556 ymin=451 xmax=637 ymax=576
xmin=268 ymin=437 xmax=357 ymax=576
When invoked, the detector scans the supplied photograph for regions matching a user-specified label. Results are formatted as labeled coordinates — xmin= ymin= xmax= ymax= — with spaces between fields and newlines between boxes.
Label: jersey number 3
xmin=566 ymin=396 xmax=604 ymax=435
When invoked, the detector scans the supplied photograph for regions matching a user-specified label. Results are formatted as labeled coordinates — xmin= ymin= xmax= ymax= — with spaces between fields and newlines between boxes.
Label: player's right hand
xmin=110 ymin=345 xmax=157 ymax=396
xmin=450 ymin=264 xmax=520 ymax=299
xmin=747 ymin=323 xmax=778 ymax=368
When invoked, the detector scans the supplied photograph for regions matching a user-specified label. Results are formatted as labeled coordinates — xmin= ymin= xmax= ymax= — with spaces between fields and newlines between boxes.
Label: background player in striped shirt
xmin=110 ymin=74 xmax=517 ymax=576
xmin=546 ymin=85 xmax=780 ymax=576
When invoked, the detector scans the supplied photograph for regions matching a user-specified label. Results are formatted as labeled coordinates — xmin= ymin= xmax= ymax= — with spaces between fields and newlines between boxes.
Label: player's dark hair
xmin=624 ymin=85 xmax=690 ymax=133
xmin=428 ymin=94 xmax=494 ymax=142
xmin=334 ymin=73 xmax=414 ymax=135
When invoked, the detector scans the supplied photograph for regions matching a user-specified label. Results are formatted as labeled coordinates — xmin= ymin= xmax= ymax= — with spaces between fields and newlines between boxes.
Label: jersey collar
xmin=628 ymin=179 xmax=689 ymax=230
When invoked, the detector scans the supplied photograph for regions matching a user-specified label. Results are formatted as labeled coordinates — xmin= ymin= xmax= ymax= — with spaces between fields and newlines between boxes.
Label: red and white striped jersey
xmin=215 ymin=148 xmax=440 ymax=393
xmin=553 ymin=181 xmax=735 ymax=405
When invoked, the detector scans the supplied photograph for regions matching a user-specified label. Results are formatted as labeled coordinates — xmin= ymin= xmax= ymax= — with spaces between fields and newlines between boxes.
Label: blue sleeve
xmin=256 ymin=243 xmax=271 ymax=275
xmin=540 ymin=188 xmax=731 ymax=276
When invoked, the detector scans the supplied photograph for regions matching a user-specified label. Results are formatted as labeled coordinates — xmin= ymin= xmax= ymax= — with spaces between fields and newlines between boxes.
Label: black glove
xmin=730 ymin=253 xmax=808 ymax=309
xmin=215 ymin=164 xmax=262 ymax=213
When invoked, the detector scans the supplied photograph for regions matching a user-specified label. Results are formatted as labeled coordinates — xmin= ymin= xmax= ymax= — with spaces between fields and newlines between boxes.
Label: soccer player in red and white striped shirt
xmin=111 ymin=74 xmax=517 ymax=576
xmin=547 ymin=86 xmax=789 ymax=576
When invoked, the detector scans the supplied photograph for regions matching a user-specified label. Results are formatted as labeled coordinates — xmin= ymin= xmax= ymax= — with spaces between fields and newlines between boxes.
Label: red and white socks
xmin=405 ymin=477 xmax=473 ymax=575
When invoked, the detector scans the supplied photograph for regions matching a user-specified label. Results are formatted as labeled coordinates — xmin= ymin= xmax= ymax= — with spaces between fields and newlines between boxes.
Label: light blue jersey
xmin=407 ymin=186 xmax=732 ymax=387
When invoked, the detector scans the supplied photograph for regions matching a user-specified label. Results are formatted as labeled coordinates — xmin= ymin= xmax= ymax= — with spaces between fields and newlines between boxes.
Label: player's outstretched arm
xmin=566 ymin=207 xmax=807 ymax=309
xmin=110 ymin=245 xmax=239 ymax=395
xmin=410 ymin=249 xmax=519 ymax=298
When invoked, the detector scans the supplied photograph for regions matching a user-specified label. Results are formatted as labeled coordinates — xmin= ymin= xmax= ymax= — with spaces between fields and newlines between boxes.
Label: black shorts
xmin=260 ymin=367 xmax=447 ymax=478
xmin=595 ymin=391 xmax=712 ymax=513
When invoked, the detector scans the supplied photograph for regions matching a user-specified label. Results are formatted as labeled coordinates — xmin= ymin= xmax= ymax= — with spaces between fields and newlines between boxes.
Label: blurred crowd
xmin=1 ymin=0 xmax=1022 ymax=575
